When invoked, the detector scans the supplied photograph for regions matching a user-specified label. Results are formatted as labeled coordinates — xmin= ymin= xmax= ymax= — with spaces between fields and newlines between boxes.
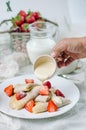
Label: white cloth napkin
xmin=0 ymin=52 xmax=30 ymax=82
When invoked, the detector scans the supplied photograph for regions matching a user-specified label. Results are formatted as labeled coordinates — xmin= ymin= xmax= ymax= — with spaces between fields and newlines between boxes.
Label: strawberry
xmin=12 ymin=15 xmax=24 ymax=26
xmin=39 ymin=86 xmax=49 ymax=95
xmin=4 ymin=84 xmax=14 ymax=97
xmin=24 ymin=99 xmax=35 ymax=112
xmin=25 ymin=79 xmax=34 ymax=84
xmin=26 ymin=14 xmax=35 ymax=24
xmin=32 ymin=12 xmax=41 ymax=19
xmin=55 ymin=89 xmax=65 ymax=97
xmin=18 ymin=10 xmax=27 ymax=18
xmin=47 ymin=100 xmax=58 ymax=112
xmin=20 ymin=23 xmax=29 ymax=32
xmin=43 ymin=81 xmax=51 ymax=89
xmin=16 ymin=91 xmax=27 ymax=100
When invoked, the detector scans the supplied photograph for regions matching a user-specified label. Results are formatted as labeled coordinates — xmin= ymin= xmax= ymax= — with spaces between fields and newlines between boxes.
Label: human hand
xmin=51 ymin=37 xmax=86 ymax=68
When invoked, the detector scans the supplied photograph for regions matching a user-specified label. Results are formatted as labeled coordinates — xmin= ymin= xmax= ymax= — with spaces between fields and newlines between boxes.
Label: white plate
xmin=0 ymin=74 xmax=80 ymax=119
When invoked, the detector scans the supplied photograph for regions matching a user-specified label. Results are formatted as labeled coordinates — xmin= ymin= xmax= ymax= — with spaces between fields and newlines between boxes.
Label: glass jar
xmin=0 ymin=34 xmax=12 ymax=59
xmin=26 ymin=21 xmax=57 ymax=64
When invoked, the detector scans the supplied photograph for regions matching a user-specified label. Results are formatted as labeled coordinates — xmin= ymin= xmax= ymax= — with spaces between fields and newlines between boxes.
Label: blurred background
xmin=0 ymin=0 xmax=86 ymax=38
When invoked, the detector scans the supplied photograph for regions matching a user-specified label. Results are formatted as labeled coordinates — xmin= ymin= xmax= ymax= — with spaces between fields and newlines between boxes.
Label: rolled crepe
xmin=32 ymin=102 xmax=48 ymax=113
xmin=14 ymin=83 xmax=39 ymax=93
xmin=52 ymin=94 xmax=71 ymax=107
xmin=9 ymin=85 xmax=41 ymax=110
xmin=35 ymin=95 xmax=50 ymax=102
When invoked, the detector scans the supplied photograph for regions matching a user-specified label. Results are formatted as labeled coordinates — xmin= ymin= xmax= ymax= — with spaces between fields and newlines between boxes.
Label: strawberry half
xmin=55 ymin=89 xmax=65 ymax=97
xmin=43 ymin=81 xmax=51 ymax=89
xmin=16 ymin=91 xmax=27 ymax=100
xmin=47 ymin=100 xmax=58 ymax=112
xmin=25 ymin=79 xmax=34 ymax=84
xmin=4 ymin=84 xmax=14 ymax=97
xmin=24 ymin=99 xmax=35 ymax=112
xmin=39 ymin=86 xmax=49 ymax=95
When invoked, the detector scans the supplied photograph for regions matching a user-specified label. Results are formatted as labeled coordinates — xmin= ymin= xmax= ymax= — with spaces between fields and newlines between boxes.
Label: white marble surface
xmin=0 ymin=23 xmax=86 ymax=130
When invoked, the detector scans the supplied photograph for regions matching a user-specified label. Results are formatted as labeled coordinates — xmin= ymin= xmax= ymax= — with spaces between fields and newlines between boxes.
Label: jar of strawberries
xmin=0 ymin=10 xmax=58 ymax=56
xmin=10 ymin=10 xmax=44 ymax=55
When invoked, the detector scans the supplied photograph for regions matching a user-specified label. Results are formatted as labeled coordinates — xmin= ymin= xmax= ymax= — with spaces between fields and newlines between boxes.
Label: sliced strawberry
xmin=18 ymin=10 xmax=27 ymax=18
xmin=39 ymin=86 xmax=49 ymax=95
xmin=55 ymin=89 xmax=65 ymax=97
xmin=4 ymin=84 xmax=14 ymax=97
xmin=25 ymin=79 xmax=34 ymax=84
xmin=43 ymin=81 xmax=51 ymax=89
xmin=16 ymin=91 xmax=27 ymax=100
xmin=24 ymin=99 xmax=35 ymax=112
xmin=20 ymin=23 xmax=29 ymax=32
xmin=47 ymin=100 xmax=58 ymax=112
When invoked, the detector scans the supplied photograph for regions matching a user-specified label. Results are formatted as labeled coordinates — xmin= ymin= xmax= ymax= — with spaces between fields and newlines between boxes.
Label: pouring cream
xmin=34 ymin=55 xmax=57 ymax=82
